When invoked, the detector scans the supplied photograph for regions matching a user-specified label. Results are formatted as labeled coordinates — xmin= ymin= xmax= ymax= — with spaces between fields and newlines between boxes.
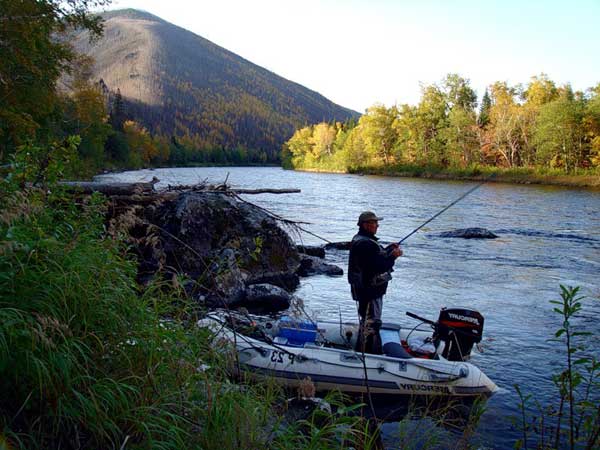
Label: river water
xmin=96 ymin=167 xmax=600 ymax=448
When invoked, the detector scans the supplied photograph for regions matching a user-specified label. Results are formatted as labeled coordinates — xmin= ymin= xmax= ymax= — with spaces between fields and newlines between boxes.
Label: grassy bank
xmin=291 ymin=164 xmax=600 ymax=188
xmin=357 ymin=164 xmax=600 ymax=188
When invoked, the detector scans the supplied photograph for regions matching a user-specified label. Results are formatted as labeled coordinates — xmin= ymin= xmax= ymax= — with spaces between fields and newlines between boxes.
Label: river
xmin=96 ymin=166 xmax=600 ymax=448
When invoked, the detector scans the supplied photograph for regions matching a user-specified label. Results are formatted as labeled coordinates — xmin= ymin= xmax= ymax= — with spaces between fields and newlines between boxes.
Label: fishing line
xmin=397 ymin=177 xmax=493 ymax=245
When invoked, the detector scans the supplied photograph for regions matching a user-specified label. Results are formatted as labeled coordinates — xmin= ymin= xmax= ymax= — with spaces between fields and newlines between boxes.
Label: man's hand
xmin=387 ymin=243 xmax=403 ymax=258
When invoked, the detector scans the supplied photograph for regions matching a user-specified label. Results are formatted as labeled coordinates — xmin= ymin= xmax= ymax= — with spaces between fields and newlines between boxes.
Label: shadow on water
xmin=494 ymin=228 xmax=600 ymax=245
xmin=359 ymin=393 xmax=484 ymax=424
xmin=349 ymin=394 xmax=490 ymax=449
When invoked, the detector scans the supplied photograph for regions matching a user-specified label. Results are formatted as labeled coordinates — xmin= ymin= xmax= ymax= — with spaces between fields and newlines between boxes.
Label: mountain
xmin=71 ymin=9 xmax=360 ymax=158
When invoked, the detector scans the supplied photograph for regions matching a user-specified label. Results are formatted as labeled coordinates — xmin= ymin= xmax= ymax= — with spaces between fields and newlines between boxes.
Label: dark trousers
xmin=356 ymin=296 xmax=383 ymax=354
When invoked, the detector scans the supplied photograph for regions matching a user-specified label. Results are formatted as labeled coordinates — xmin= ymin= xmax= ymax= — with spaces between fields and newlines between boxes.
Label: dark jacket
xmin=348 ymin=229 xmax=396 ymax=301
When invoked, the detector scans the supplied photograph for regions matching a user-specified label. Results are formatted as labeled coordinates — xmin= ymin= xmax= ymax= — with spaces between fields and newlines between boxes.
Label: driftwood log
xmin=59 ymin=181 xmax=156 ymax=195
xmin=225 ymin=188 xmax=300 ymax=194
xmin=61 ymin=179 xmax=300 ymax=197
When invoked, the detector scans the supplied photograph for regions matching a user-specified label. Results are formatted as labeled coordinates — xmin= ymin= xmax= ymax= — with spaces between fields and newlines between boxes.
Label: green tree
xmin=105 ymin=131 xmax=129 ymax=164
xmin=440 ymin=74 xmax=478 ymax=166
xmin=444 ymin=107 xmax=479 ymax=166
xmin=533 ymin=87 xmax=587 ymax=171
xmin=340 ymin=125 xmax=369 ymax=170
xmin=520 ymin=74 xmax=559 ymax=165
xmin=478 ymin=89 xmax=492 ymax=127
xmin=584 ymin=84 xmax=600 ymax=167
xmin=0 ymin=0 xmax=109 ymax=160
xmin=415 ymin=84 xmax=448 ymax=165
xmin=393 ymin=104 xmax=419 ymax=163
xmin=442 ymin=73 xmax=477 ymax=110
xmin=360 ymin=104 xmax=398 ymax=166
xmin=108 ymin=88 xmax=127 ymax=132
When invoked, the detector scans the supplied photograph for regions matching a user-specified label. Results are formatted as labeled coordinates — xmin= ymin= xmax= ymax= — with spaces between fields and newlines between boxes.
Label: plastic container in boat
xmin=277 ymin=316 xmax=317 ymax=346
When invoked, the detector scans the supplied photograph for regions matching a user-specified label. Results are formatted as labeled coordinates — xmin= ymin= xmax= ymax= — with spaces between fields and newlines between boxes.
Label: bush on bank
xmin=0 ymin=151 xmax=203 ymax=447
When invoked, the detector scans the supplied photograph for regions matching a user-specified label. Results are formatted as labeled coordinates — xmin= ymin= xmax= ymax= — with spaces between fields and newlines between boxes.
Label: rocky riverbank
xmin=107 ymin=185 xmax=344 ymax=313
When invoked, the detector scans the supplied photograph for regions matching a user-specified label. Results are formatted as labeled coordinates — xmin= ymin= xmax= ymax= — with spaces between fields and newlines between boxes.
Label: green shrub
xmin=0 ymin=142 xmax=207 ymax=448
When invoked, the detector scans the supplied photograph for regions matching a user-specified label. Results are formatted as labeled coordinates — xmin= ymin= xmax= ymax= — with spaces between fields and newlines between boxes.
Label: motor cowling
xmin=436 ymin=308 xmax=484 ymax=361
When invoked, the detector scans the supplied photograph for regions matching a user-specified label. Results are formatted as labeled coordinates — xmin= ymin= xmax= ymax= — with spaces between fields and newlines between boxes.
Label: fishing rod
xmin=397 ymin=178 xmax=491 ymax=245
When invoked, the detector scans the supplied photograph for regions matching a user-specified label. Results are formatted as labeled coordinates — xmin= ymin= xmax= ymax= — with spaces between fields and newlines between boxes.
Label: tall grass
xmin=0 ymin=180 xmax=207 ymax=448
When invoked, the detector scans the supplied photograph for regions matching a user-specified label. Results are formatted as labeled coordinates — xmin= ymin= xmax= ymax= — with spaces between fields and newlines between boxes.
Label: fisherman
xmin=348 ymin=211 xmax=402 ymax=354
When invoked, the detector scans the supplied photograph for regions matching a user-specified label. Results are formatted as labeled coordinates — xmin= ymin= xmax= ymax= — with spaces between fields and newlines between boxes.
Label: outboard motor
xmin=435 ymin=308 xmax=484 ymax=361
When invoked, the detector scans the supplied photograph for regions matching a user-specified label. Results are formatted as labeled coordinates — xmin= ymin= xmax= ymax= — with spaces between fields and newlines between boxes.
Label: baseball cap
xmin=357 ymin=211 xmax=383 ymax=225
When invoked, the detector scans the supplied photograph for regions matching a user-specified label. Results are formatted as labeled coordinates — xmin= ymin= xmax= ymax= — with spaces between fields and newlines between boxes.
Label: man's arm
xmin=357 ymin=240 xmax=398 ymax=274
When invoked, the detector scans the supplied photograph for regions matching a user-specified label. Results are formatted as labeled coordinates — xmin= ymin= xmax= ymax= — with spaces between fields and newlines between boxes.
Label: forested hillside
xmin=67 ymin=8 xmax=359 ymax=165
xmin=283 ymin=74 xmax=600 ymax=181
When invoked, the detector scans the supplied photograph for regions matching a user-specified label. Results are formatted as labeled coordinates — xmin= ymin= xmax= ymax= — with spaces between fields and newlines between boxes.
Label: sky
xmin=106 ymin=0 xmax=600 ymax=113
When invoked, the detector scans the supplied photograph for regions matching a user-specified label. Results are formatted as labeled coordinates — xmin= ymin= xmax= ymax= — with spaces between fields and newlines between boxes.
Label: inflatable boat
xmin=198 ymin=307 xmax=498 ymax=398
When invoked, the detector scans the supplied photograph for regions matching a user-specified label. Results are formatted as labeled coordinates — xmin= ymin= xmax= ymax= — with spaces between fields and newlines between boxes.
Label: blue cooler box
xmin=277 ymin=316 xmax=317 ymax=346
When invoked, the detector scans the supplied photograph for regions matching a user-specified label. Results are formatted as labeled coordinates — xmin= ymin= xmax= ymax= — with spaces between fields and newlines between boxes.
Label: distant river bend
xmin=97 ymin=167 xmax=600 ymax=448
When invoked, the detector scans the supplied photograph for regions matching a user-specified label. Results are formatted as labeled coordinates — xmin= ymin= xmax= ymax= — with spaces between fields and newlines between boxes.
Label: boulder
xmin=324 ymin=241 xmax=352 ymax=251
xmin=150 ymin=192 xmax=300 ymax=304
xmin=210 ymin=248 xmax=247 ymax=305
xmin=244 ymin=271 xmax=300 ymax=292
xmin=438 ymin=227 xmax=498 ymax=239
xmin=297 ymin=245 xmax=326 ymax=258
xmin=298 ymin=255 xmax=344 ymax=277
xmin=236 ymin=283 xmax=292 ymax=313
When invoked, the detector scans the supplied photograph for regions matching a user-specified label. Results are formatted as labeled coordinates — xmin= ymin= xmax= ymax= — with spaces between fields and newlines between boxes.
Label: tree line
xmin=282 ymin=74 xmax=600 ymax=174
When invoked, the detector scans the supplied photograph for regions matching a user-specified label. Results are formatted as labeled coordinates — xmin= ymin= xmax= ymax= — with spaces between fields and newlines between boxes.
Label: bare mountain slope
xmin=72 ymin=9 xmax=359 ymax=156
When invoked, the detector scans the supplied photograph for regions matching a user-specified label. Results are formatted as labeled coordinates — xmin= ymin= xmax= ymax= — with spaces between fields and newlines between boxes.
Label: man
xmin=348 ymin=211 xmax=402 ymax=354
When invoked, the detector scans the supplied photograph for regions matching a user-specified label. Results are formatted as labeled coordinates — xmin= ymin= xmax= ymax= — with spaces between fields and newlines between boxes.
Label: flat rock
xmin=438 ymin=227 xmax=498 ymax=239
xmin=324 ymin=241 xmax=352 ymax=251
xmin=235 ymin=283 xmax=292 ymax=313
xmin=298 ymin=255 xmax=344 ymax=277
xmin=297 ymin=245 xmax=325 ymax=258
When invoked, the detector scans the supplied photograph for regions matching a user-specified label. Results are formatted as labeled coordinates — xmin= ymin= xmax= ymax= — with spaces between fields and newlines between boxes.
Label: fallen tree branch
xmin=59 ymin=181 xmax=156 ymax=195
xmin=229 ymin=191 xmax=332 ymax=244
xmin=165 ymin=184 xmax=300 ymax=195
xmin=107 ymin=192 xmax=180 ymax=204
xmin=226 ymin=188 xmax=301 ymax=195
